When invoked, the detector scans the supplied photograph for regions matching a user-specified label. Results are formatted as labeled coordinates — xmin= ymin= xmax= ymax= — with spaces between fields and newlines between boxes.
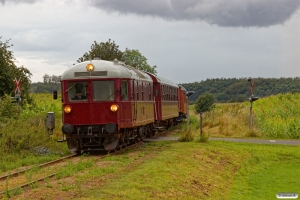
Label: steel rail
xmin=0 ymin=142 xmax=144 ymax=196
xmin=0 ymin=153 xmax=77 ymax=181
xmin=0 ymin=173 xmax=56 ymax=195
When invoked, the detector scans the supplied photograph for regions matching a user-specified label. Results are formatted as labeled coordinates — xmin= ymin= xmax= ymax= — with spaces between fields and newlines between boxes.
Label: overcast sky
xmin=1 ymin=0 xmax=300 ymax=83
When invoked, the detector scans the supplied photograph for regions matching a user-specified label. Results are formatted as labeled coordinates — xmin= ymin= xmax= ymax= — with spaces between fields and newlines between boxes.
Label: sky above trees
xmin=1 ymin=0 xmax=300 ymax=83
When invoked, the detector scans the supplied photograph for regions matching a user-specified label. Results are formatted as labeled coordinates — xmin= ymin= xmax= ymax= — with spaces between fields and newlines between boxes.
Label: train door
xmin=153 ymin=82 xmax=161 ymax=121
xmin=132 ymin=80 xmax=137 ymax=125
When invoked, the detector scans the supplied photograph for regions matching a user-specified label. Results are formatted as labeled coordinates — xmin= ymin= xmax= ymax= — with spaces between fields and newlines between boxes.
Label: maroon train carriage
xmin=178 ymin=85 xmax=188 ymax=120
xmin=57 ymin=59 xmax=188 ymax=153
xmin=146 ymin=73 xmax=184 ymax=128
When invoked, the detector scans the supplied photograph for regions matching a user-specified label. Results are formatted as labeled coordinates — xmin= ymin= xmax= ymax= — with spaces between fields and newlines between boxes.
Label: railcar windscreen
xmin=93 ymin=80 xmax=114 ymax=101
xmin=68 ymin=82 xmax=88 ymax=101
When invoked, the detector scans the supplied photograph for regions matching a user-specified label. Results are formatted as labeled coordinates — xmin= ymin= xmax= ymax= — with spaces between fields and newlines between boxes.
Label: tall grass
xmin=190 ymin=103 xmax=251 ymax=138
xmin=0 ymin=93 xmax=68 ymax=174
xmin=254 ymin=93 xmax=300 ymax=138
xmin=189 ymin=93 xmax=300 ymax=139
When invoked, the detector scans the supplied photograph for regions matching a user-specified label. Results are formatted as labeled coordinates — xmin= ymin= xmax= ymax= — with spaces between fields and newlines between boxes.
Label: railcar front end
xmin=60 ymin=59 xmax=155 ymax=153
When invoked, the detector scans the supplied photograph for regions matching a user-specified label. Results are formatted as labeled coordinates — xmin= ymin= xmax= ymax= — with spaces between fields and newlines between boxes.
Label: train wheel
xmin=67 ymin=138 xmax=79 ymax=153
xmin=103 ymin=136 xmax=119 ymax=151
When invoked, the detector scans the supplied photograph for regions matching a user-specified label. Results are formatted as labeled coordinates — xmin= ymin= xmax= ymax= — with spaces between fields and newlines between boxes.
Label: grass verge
xmin=9 ymin=140 xmax=300 ymax=200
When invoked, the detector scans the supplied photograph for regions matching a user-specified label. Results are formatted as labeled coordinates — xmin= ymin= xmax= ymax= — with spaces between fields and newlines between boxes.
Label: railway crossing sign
xmin=14 ymin=78 xmax=22 ymax=94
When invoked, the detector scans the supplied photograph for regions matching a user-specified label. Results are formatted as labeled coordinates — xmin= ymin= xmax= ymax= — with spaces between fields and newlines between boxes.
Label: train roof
xmin=61 ymin=59 xmax=152 ymax=82
xmin=178 ymin=85 xmax=187 ymax=91
xmin=146 ymin=72 xmax=179 ymax=88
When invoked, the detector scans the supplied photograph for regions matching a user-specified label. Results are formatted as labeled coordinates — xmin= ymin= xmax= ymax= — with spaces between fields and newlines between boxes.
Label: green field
xmin=0 ymin=93 xmax=300 ymax=199
xmin=4 ymin=140 xmax=300 ymax=200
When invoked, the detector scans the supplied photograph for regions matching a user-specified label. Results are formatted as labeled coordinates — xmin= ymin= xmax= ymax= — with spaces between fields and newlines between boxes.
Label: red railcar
xmin=59 ymin=59 xmax=188 ymax=152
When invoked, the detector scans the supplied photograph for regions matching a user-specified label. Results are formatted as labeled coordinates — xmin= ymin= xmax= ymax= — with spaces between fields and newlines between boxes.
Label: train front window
xmin=93 ymin=80 xmax=114 ymax=101
xmin=67 ymin=82 xmax=88 ymax=101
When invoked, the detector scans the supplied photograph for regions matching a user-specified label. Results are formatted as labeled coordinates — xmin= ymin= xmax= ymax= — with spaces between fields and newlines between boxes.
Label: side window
xmin=137 ymin=82 xmax=139 ymax=101
xmin=121 ymin=80 xmax=128 ymax=100
xmin=149 ymin=83 xmax=151 ymax=100
xmin=142 ymin=83 xmax=144 ymax=101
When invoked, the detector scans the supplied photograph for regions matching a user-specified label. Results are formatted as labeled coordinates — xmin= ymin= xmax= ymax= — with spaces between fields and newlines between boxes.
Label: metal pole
xmin=200 ymin=112 xmax=203 ymax=136
xmin=249 ymin=101 xmax=253 ymax=131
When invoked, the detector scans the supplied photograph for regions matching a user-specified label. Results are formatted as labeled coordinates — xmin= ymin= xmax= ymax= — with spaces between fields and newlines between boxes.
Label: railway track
xmin=0 ymin=141 xmax=144 ymax=197
xmin=0 ymin=153 xmax=77 ymax=196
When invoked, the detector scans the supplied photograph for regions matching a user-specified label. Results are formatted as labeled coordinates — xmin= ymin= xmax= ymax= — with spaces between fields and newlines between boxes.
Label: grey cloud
xmin=89 ymin=0 xmax=300 ymax=27
xmin=0 ymin=0 xmax=37 ymax=4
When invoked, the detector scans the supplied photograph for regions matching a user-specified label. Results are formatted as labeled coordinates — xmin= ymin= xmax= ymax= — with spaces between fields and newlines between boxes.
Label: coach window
xmin=142 ymin=83 xmax=144 ymax=100
xmin=68 ymin=82 xmax=88 ymax=101
xmin=136 ymin=82 xmax=139 ymax=101
xmin=121 ymin=80 xmax=128 ymax=100
xmin=132 ymin=80 xmax=135 ymax=100
xmin=163 ymin=85 xmax=165 ymax=100
xmin=93 ymin=80 xmax=114 ymax=101
xmin=149 ymin=83 xmax=151 ymax=100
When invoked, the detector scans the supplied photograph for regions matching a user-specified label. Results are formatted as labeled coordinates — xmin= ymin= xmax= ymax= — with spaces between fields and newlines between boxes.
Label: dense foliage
xmin=181 ymin=77 xmax=300 ymax=102
xmin=0 ymin=93 xmax=65 ymax=154
xmin=194 ymin=93 xmax=215 ymax=114
xmin=77 ymin=39 xmax=157 ymax=74
xmin=0 ymin=37 xmax=32 ymax=103
xmin=254 ymin=93 xmax=300 ymax=138
xmin=122 ymin=48 xmax=157 ymax=74
xmin=30 ymin=82 xmax=61 ymax=93
xmin=77 ymin=39 xmax=123 ymax=62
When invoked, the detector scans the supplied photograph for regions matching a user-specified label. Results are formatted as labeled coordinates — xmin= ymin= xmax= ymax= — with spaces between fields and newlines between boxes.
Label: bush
xmin=0 ymin=94 xmax=20 ymax=122
xmin=197 ymin=131 xmax=210 ymax=143
xmin=194 ymin=93 xmax=215 ymax=114
xmin=178 ymin=129 xmax=194 ymax=142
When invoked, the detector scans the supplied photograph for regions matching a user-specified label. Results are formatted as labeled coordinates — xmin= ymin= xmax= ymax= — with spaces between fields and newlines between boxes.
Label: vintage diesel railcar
xmin=59 ymin=59 xmax=188 ymax=152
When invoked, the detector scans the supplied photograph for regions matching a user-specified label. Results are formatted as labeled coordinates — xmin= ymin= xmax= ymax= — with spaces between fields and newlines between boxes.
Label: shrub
xmin=0 ymin=94 xmax=20 ymax=122
xmin=197 ymin=131 xmax=210 ymax=143
xmin=178 ymin=129 xmax=194 ymax=142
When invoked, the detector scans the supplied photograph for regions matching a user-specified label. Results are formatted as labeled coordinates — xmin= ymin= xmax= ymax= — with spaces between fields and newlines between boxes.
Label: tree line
xmin=31 ymin=76 xmax=300 ymax=104
xmin=2 ymin=37 xmax=300 ymax=103
xmin=180 ymin=77 xmax=300 ymax=103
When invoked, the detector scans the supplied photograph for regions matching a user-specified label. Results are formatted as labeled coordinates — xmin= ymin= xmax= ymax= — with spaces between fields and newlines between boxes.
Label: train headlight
xmin=110 ymin=104 xmax=119 ymax=112
xmin=64 ymin=105 xmax=72 ymax=113
xmin=86 ymin=63 xmax=94 ymax=71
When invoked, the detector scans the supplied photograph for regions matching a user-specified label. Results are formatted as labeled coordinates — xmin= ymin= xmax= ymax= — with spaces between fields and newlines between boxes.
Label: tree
xmin=122 ymin=48 xmax=157 ymax=74
xmin=43 ymin=74 xmax=50 ymax=83
xmin=77 ymin=39 xmax=158 ymax=74
xmin=0 ymin=37 xmax=32 ymax=103
xmin=77 ymin=39 xmax=123 ymax=62
xmin=194 ymin=93 xmax=215 ymax=114
xmin=0 ymin=38 xmax=15 ymax=97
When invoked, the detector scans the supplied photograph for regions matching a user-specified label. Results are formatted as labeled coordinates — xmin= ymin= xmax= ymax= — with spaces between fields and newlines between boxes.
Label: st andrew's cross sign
xmin=14 ymin=78 xmax=22 ymax=97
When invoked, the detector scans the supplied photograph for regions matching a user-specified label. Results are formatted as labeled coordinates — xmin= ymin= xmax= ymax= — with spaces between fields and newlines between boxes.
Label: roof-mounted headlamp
xmin=86 ymin=63 xmax=94 ymax=71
